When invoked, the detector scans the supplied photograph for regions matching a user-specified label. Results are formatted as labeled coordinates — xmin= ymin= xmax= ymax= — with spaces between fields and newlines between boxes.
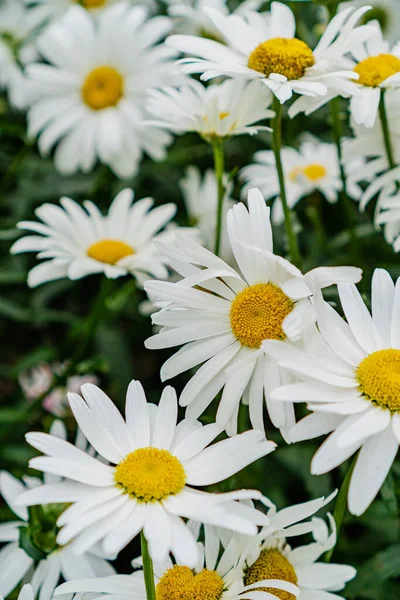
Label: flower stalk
xmin=271 ymin=97 xmax=301 ymax=268
xmin=379 ymin=90 xmax=397 ymax=170
xmin=212 ymin=139 xmax=225 ymax=257
xmin=141 ymin=531 xmax=157 ymax=600
xmin=325 ymin=457 xmax=357 ymax=562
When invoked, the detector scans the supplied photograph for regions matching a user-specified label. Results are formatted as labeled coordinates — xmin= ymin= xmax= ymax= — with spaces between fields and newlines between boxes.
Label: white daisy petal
xmin=348 ymin=426 xmax=399 ymax=516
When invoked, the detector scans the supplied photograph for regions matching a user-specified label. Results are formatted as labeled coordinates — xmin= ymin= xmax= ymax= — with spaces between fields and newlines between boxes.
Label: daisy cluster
xmin=1 ymin=1 xmax=400 ymax=600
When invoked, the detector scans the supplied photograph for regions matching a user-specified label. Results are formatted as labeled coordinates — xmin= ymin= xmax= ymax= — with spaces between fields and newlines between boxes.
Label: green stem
xmin=329 ymin=97 xmax=357 ymax=249
xmin=212 ymin=140 xmax=225 ymax=257
xmin=141 ymin=531 xmax=156 ymax=600
xmin=379 ymin=90 xmax=397 ymax=170
xmin=271 ymin=98 xmax=301 ymax=267
xmin=325 ymin=456 xmax=357 ymax=562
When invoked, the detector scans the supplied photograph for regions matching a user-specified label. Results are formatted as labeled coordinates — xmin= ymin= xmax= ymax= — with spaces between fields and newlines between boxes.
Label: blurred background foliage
xmin=1 ymin=0 xmax=400 ymax=598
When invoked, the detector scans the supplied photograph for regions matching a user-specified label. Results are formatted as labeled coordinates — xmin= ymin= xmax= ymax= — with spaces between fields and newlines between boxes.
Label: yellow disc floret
xmin=156 ymin=565 xmax=225 ymax=600
xmin=248 ymin=38 xmax=315 ymax=80
xmin=230 ymin=283 xmax=294 ymax=349
xmin=87 ymin=239 xmax=134 ymax=265
xmin=114 ymin=447 xmax=186 ymax=502
xmin=245 ymin=549 xmax=298 ymax=600
xmin=354 ymin=54 xmax=400 ymax=87
xmin=79 ymin=0 xmax=107 ymax=8
xmin=82 ymin=66 xmax=124 ymax=110
xmin=289 ymin=164 xmax=327 ymax=182
xmin=357 ymin=349 xmax=400 ymax=411
xmin=302 ymin=164 xmax=327 ymax=181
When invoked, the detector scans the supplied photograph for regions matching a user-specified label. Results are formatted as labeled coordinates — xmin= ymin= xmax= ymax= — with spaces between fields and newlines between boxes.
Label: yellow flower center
xmin=156 ymin=566 xmax=224 ymax=600
xmin=357 ymin=349 xmax=400 ymax=411
xmin=75 ymin=0 xmax=107 ymax=8
xmin=230 ymin=283 xmax=294 ymax=349
xmin=248 ymin=38 xmax=315 ymax=80
xmin=114 ymin=447 xmax=186 ymax=502
xmin=82 ymin=66 xmax=124 ymax=110
xmin=87 ymin=239 xmax=134 ymax=265
xmin=353 ymin=54 xmax=400 ymax=87
xmin=245 ymin=549 xmax=298 ymax=600
xmin=219 ymin=111 xmax=230 ymax=120
xmin=289 ymin=164 xmax=327 ymax=182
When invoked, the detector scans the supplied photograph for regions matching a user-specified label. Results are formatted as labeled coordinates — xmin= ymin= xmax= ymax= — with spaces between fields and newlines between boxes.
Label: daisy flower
xmin=144 ymin=189 xmax=362 ymax=437
xmin=240 ymin=137 xmax=364 ymax=223
xmin=54 ymin=523 xmax=299 ymax=600
xmin=0 ymin=0 xmax=37 ymax=108
xmin=180 ymin=166 xmax=236 ymax=263
xmin=164 ymin=0 xmax=264 ymax=38
xmin=146 ymin=79 xmax=274 ymax=142
xmin=345 ymin=22 xmax=400 ymax=128
xmin=0 ymin=422 xmax=114 ymax=600
xmin=17 ymin=380 xmax=275 ymax=566
xmin=10 ymin=188 xmax=178 ymax=288
xmin=340 ymin=0 xmax=400 ymax=46
xmin=25 ymin=3 xmax=180 ymax=178
xmin=263 ymin=268 xmax=400 ymax=516
xmin=167 ymin=2 xmax=372 ymax=104
xmin=238 ymin=497 xmax=356 ymax=600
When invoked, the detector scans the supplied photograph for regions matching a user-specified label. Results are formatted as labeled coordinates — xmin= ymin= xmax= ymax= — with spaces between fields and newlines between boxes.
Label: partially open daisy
xmin=17 ymin=380 xmax=275 ymax=565
xmin=0 ymin=421 xmax=114 ymax=600
xmin=25 ymin=3 xmax=179 ymax=178
xmin=241 ymin=137 xmax=364 ymax=223
xmin=146 ymin=79 xmax=273 ymax=142
xmin=238 ymin=497 xmax=356 ymax=600
xmin=54 ymin=522 xmax=300 ymax=600
xmin=167 ymin=2 xmax=372 ymax=104
xmin=263 ymin=268 xmax=400 ymax=516
xmin=144 ymin=188 xmax=362 ymax=437
xmin=345 ymin=22 xmax=400 ymax=127
xmin=10 ymin=189 xmax=178 ymax=288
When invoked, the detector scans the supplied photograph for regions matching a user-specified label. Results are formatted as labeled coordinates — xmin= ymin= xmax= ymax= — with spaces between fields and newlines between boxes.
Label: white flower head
xmin=263 ymin=268 xmax=400 ymax=516
xmin=180 ymin=166 xmax=236 ymax=263
xmin=167 ymin=2 xmax=374 ymax=104
xmin=26 ymin=3 xmax=181 ymax=178
xmin=54 ymin=521 xmax=300 ymax=600
xmin=237 ymin=495 xmax=356 ymax=600
xmin=146 ymin=79 xmax=274 ymax=142
xmin=144 ymin=189 xmax=362 ymax=438
xmin=17 ymin=380 xmax=275 ymax=566
xmin=0 ymin=421 xmax=114 ymax=600
xmin=0 ymin=0 xmax=38 ymax=108
xmin=11 ymin=189 xmax=179 ymax=288
xmin=346 ymin=21 xmax=400 ymax=128
xmin=241 ymin=136 xmax=364 ymax=223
